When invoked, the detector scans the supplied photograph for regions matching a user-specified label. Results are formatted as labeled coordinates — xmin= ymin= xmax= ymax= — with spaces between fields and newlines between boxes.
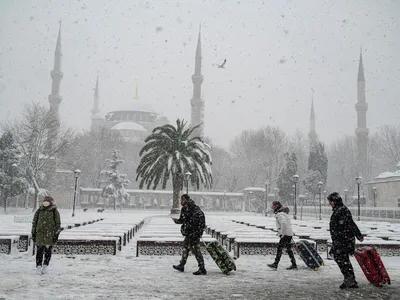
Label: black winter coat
xmin=329 ymin=204 xmax=363 ymax=255
xmin=175 ymin=201 xmax=206 ymax=240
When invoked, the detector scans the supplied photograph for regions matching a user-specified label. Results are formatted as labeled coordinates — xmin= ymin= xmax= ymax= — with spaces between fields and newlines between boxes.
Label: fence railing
xmin=296 ymin=206 xmax=400 ymax=223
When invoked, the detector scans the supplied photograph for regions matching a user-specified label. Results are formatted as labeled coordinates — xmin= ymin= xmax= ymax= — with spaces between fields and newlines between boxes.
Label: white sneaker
xmin=36 ymin=266 xmax=42 ymax=275
xmin=41 ymin=265 xmax=48 ymax=274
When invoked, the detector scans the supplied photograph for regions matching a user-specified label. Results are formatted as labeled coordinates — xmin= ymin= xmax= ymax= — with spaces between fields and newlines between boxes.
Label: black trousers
xmin=333 ymin=252 xmax=356 ymax=281
xmin=36 ymin=245 xmax=53 ymax=267
xmin=274 ymin=235 xmax=296 ymax=265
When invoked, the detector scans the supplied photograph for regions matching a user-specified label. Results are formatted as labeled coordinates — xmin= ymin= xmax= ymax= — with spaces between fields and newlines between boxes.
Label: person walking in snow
xmin=328 ymin=192 xmax=364 ymax=289
xmin=31 ymin=196 xmax=61 ymax=275
xmin=172 ymin=194 xmax=207 ymax=275
xmin=267 ymin=201 xmax=297 ymax=270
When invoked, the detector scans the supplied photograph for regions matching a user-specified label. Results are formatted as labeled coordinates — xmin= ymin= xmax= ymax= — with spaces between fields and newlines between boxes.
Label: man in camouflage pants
xmin=172 ymin=194 xmax=207 ymax=275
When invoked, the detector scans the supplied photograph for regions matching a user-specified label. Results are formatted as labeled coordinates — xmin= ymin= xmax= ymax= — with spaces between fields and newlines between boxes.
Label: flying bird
xmin=217 ymin=59 xmax=227 ymax=68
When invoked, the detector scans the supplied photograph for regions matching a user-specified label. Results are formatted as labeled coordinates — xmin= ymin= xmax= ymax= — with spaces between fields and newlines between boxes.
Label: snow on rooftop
xmin=110 ymin=121 xmax=147 ymax=132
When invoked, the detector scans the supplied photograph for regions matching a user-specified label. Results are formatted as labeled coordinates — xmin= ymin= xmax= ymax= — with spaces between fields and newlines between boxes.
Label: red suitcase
xmin=355 ymin=246 xmax=391 ymax=286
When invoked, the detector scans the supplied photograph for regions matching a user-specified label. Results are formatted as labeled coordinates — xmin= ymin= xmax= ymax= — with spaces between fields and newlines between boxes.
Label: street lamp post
xmin=223 ymin=190 xmax=227 ymax=211
xmin=72 ymin=169 xmax=81 ymax=217
xmin=264 ymin=180 xmax=269 ymax=217
xmin=318 ymin=181 xmax=323 ymax=220
xmin=185 ymin=171 xmax=192 ymax=194
xmin=356 ymin=176 xmax=362 ymax=221
xmin=344 ymin=189 xmax=348 ymax=205
xmin=372 ymin=187 xmax=377 ymax=207
xmin=292 ymin=174 xmax=299 ymax=220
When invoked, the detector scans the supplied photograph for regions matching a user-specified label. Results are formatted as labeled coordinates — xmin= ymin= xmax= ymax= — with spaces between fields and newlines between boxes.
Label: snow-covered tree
xmin=136 ymin=119 xmax=212 ymax=214
xmin=0 ymin=131 xmax=29 ymax=213
xmin=101 ymin=150 xmax=130 ymax=210
xmin=302 ymin=169 xmax=323 ymax=200
xmin=3 ymin=103 xmax=74 ymax=210
xmin=308 ymin=141 xmax=328 ymax=185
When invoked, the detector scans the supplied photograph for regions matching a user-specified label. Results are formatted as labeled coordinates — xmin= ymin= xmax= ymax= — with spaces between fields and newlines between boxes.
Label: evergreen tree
xmin=308 ymin=142 xmax=328 ymax=182
xmin=277 ymin=152 xmax=298 ymax=205
xmin=101 ymin=150 xmax=130 ymax=211
xmin=0 ymin=131 xmax=28 ymax=213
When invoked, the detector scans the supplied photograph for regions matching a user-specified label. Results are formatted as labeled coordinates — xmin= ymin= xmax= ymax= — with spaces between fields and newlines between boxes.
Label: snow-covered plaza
xmin=1 ymin=209 xmax=399 ymax=300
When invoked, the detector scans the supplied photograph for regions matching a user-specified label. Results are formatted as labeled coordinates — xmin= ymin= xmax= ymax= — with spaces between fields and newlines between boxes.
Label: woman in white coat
xmin=267 ymin=201 xmax=297 ymax=270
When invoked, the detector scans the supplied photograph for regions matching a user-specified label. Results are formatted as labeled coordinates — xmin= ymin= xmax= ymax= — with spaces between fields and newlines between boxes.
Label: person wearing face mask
xmin=31 ymin=196 xmax=61 ymax=275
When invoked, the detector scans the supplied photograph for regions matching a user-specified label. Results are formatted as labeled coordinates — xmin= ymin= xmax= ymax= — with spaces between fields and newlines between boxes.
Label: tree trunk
xmin=24 ymin=192 xmax=29 ymax=209
xmin=170 ymin=176 xmax=182 ymax=214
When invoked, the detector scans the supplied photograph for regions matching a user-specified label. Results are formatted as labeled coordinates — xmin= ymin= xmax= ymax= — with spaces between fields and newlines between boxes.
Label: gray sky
xmin=0 ymin=0 xmax=399 ymax=149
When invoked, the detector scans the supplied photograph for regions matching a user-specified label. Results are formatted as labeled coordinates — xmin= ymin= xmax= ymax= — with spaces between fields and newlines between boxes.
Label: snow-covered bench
xmin=50 ymin=236 xmax=120 ymax=255
xmin=233 ymin=237 xmax=316 ymax=258
xmin=0 ymin=235 xmax=20 ymax=254
xmin=0 ymin=231 xmax=32 ymax=252
xmin=59 ymin=231 xmax=125 ymax=251
xmin=136 ymin=237 xmax=216 ymax=257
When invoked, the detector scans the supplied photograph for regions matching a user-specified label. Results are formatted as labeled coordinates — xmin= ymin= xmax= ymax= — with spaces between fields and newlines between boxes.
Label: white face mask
xmin=43 ymin=201 xmax=51 ymax=207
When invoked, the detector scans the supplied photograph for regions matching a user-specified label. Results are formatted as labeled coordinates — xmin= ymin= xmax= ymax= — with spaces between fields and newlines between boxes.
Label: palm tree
xmin=136 ymin=119 xmax=212 ymax=214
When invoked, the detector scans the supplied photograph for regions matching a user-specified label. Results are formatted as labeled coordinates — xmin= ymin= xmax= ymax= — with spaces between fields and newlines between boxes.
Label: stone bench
xmin=233 ymin=237 xmax=315 ymax=258
xmin=0 ymin=231 xmax=31 ymax=252
xmin=0 ymin=235 xmax=20 ymax=254
xmin=89 ymin=224 xmax=134 ymax=241
xmin=60 ymin=231 xmax=124 ymax=251
xmin=136 ymin=237 xmax=217 ymax=257
xmin=45 ymin=236 xmax=120 ymax=255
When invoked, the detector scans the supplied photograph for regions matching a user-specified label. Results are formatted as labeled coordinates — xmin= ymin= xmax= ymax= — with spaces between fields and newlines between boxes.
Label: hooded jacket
xmin=274 ymin=206 xmax=294 ymax=237
xmin=175 ymin=199 xmax=206 ymax=240
xmin=31 ymin=204 xmax=61 ymax=247
xmin=329 ymin=197 xmax=363 ymax=255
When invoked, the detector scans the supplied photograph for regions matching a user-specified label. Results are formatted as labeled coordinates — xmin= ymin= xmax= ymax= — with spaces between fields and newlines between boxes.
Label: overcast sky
xmin=0 ymin=0 xmax=399 ymax=149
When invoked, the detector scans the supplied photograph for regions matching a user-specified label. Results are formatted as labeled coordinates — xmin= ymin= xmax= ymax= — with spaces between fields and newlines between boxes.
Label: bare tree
xmin=230 ymin=126 xmax=288 ymax=188
xmin=60 ymin=128 xmax=126 ymax=188
xmin=3 ymin=103 xmax=75 ymax=210
xmin=327 ymin=135 xmax=359 ymax=194
xmin=375 ymin=125 xmax=400 ymax=167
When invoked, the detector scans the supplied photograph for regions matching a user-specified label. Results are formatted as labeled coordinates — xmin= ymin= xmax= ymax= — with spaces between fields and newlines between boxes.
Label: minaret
xmin=133 ymin=85 xmax=140 ymax=100
xmin=90 ymin=76 xmax=105 ymax=131
xmin=355 ymin=50 xmax=369 ymax=176
xmin=308 ymin=88 xmax=318 ymax=148
xmin=48 ymin=21 xmax=63 ymax=123
xmin=190 ymin=26 xmax=204 ymax=137
xmin=91 ymin=76 xmax=100 ymax=115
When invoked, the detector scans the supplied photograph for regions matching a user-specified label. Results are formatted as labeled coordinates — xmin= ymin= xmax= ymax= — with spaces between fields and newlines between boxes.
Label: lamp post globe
xmin=184 ymin=171 xmax=192 ymax=194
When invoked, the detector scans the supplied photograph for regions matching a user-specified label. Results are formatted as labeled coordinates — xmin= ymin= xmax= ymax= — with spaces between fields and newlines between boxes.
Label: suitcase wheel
xmin=314 ymin=268 xmax=318 ymax=271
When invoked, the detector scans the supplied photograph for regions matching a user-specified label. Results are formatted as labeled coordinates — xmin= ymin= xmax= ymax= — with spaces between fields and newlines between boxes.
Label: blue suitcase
xmin=294 ymin=240 xmax=324 ymax=270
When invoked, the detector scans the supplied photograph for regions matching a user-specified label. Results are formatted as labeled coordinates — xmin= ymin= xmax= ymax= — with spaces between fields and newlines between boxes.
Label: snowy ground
xmin=1 ymin=210 xmax=399 ymax=300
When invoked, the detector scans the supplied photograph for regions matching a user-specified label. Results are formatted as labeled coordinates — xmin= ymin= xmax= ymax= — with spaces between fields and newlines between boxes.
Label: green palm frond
xmin=136 ymin=119 xmax=212 ymax=192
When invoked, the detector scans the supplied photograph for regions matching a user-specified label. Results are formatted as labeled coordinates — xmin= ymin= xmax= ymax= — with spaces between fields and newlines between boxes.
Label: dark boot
xmin=267 ymin=263 xmax=278 ymax=269
xmin=193 ymin=268 xmax=207 ymax=275
xmin=173 ymin=264 xmax=184 ymax=272
xmin=340 ymin=277 xmax=358 ymax=289
xmin=286 ymin=264 xmax=298 ymax=270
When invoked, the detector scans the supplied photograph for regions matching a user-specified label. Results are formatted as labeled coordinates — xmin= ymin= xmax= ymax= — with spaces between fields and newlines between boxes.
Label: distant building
xmin=365 ymin=162 xmax=400 ymax=208
xmin=90 ymin=83 xmax=168 ymax=142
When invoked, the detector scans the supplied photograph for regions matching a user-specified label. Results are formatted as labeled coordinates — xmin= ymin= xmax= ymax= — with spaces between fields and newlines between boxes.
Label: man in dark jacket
xmin=172 ymin=194 xmax=207 ymax=275
xmin=328 ymin=192 xmax=364 ymax=289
